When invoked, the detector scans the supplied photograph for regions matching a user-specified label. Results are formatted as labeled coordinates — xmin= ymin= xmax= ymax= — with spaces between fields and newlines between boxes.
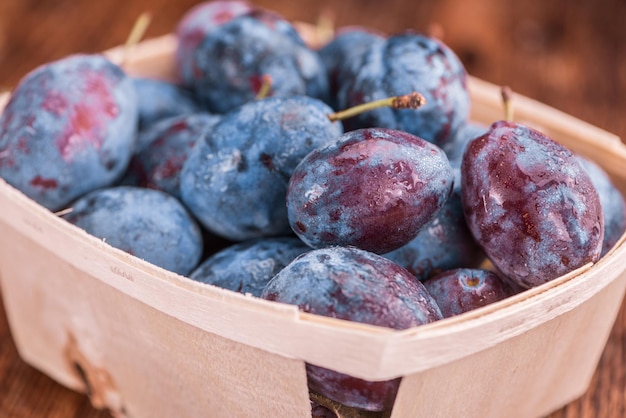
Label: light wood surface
xmin=1 ymin=1 xmax=625 ymax=417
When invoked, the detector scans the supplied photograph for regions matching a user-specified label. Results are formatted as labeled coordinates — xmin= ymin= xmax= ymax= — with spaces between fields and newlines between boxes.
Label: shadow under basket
xmin=1 ymin=35 xmax=626 ymax=418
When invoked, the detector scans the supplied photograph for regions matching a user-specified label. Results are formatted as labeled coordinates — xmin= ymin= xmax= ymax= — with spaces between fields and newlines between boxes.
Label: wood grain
xmin=0 ymin=1 xmax=624 ymax=417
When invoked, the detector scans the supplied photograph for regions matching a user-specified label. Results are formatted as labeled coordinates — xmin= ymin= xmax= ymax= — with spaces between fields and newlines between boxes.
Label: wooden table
xmin=1 ymin=1 xmax=624 ymax=416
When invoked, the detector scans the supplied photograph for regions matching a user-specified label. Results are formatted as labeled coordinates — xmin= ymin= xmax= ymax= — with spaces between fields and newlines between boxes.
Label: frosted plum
xmin=261 ymin=246 xmax=442 ymax=411
xmin=0 ymin=54 xmax=137 ymax=211
xmin=461 ymin=121 xmax=603 ymax=288
xmin=287 ymin=127 xmax=454 ymax=254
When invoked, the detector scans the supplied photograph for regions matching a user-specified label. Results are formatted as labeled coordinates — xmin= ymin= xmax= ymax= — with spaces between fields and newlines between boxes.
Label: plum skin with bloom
xmin=461 ymin=120 xmax=604 ymax=288
xmin=0 ymin=54 xmax=137 ymax=211
xmin=62 ymin=186 xmax=203 ymax=276
xmin=189 ymin=9 xmax=328 ymax=113
xmin=132 ymin=77 xmax=204 ymax=129
xmin=261 ymin=246 xmax=443 ymax=411
xmin=576 ymin=156 xmax=626 ymax=256
xmin=336 ymin=32 xmax=469 ymax=147
xmin=287 ymin=127 xmax=454 ymax=254
xmin=124 ymin=112 xmax=221 ymax=198
xmin=189 ymin=236 xmax=310 ymax=297
xmin=175 ymin=0 xmax=252 ymax=86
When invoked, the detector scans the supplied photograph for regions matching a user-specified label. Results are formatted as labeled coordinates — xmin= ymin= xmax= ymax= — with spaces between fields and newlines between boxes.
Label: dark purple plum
xmin=123 ymin=112 xmax=221 ymax=198
xmin=287 ymin=127 xmax=454 ymax=254
xmin=189 ymin=236 xmax=310 ymax=296
xmin=336 ymin=33 xmax=469 ymax=146
xmin=318 ymin=27 xmax=386 ymax=111
xmin=175 ymin=0 xmax=252 ymax=86
xmin=577 ymin=156 xmax=626 ymax=256
xmin=62 ymin=186 xmax=203 ymax=275
xmin=261 ymin=246 xmax=443 ymax=411
xmin=461 ymin=121 xmax=604 ymax=289
xmin=132 ymin=77 xmax=204 ymax=129
xmin=0 ymin=54 xmax=137 ymax=211
xmin=423 ymin=268 xmax=516 ymax=317
xmin=189 ymin=9 xmax=329 ymax=113
xmin=180 ymin=95 xmax=343 ymax=241
xmin=383 ymin=186 xmax=485 ymax=281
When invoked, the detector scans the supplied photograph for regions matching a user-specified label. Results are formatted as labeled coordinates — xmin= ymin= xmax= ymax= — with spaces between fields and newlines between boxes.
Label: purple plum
xmin=423 ymin=268 xmax=516 ymax=317
xmin=461 ymin=121 xmax=604 ymax=288
xmin=287 ymin=127 xmax=454 ymax=254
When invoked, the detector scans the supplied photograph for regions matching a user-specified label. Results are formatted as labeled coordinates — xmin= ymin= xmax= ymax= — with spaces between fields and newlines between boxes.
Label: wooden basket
xmin=1 ymin=34 xmax=625 ymax=418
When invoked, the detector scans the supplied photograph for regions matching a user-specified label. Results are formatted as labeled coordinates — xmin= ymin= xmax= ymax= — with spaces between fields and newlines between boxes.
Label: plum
xmin=577 ymin=156 xmax=626 ymax=256
xmin=261 ymin=246 xmax=442 ymax=411
xmin=62 ymin=186 xmax=203 ymax=275
xmin=188 ymin=9 xmax=329 ymax=113
xmin=189 ymin=236 xmax=310 ymax=296
xmin=318 ymin=27 xmax=386 ymax=111
xmin=175 ymin=0 xmax=252 ymax=86
xmin=132 ymin=77 xmax=204 ymax=129
xmin=287 ymin=127 xmax=454 ymax=254
xmin=124 ymin=113 xmax=221 ymax=198
xmin=0 ymin=54 xmax=137 ymax=211
xmin=336 ymin=32 xmax=469 ymax=146
xmin=461 ymin=121 xmax=604 ymax=288
xmin=423 ymin=268 xmax=515 ymax=317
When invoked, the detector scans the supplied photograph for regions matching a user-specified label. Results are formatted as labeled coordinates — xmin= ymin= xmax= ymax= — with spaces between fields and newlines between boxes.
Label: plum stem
xmin=121 ymin=12 xmax=152 ymax=69
xmin=254 ymin=75 xmax=273 ymax=100
xmin=316 ymin=8 xmax=336 ymax=46
xmin=501 ymin=85 xmax=514 ymax=122
xmin=328 ymin=92 xmax=426 ymax=122
xmin=54 ymin=207 xmax=74 ymax=217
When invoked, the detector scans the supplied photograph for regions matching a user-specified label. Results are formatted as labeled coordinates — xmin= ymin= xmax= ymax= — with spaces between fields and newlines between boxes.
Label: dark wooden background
xmin=0 ymin=0 xmax=624 ymax=416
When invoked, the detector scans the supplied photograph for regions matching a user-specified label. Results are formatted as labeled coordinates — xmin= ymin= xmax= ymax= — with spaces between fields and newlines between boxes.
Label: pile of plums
xmin=1 ymin=1 xmax=625 ymax=415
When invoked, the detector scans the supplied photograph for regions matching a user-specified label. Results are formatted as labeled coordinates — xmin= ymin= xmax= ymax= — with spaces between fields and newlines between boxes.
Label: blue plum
xmin=287 ymin=127 xmax=454 ymax=254
xmin=189 ymin=9 xmax=329 ymax=113
xmin=62 ymin=186 xmax=203 ymax=275
xmin=336 ymin=33 xmax=469 ymax=146
xmin=175 ymin=0 xmax=252 ymax=86
xmin=261 ymin=246 xmax=442 ymax=411
xmin=318 ymin=27 xmax=386 ymax=111
xmin=180 ymin=95 xmax=343 ymax=241
xmin=423 ymin=268 xmax=515 ymax=317
xmin=0 ymin=54 xmax=137 ymax=211
xmin=461 ymin=121 xmax=604 ymax=288
xmin=125 ymin=113 xmax=221 ymax=198
xmin=132 ymin=77 xmax=204 ymax=129
xmin=189 ymin=236 xmax=310 ymax=297
xmin=577 ymin=156 xmax=626 ymax=256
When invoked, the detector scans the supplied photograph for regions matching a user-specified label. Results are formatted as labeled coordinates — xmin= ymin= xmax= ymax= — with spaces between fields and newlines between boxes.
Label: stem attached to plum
xmin=254 ymin=75 xmax=273 ymax=100
xmin=327 ymin=92 xmax=427 ymax=122
xmin=501 ymin=85 xmax=514 ymax=122
xmin=121 ymin=12 xmax=152 ymax=69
